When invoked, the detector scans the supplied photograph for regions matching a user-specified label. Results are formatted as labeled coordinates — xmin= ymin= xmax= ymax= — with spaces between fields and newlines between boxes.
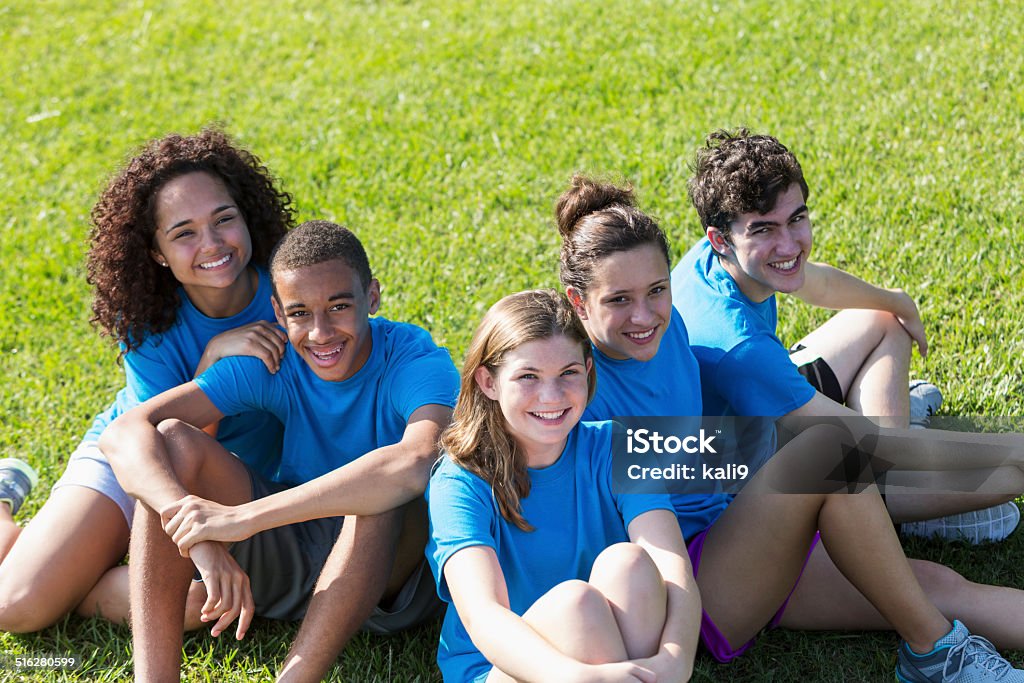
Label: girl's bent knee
xmin=546 ymin=579 xmax=608 ymax=615
xmin=914 ymin=561 xmax=968 ymax=598
xmin=592 ymin=542 xmax=655 ymax=578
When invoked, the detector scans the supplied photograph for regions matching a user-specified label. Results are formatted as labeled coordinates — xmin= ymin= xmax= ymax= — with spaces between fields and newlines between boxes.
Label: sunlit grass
xmin=1 ymin=0 xmax=1022 ymax=679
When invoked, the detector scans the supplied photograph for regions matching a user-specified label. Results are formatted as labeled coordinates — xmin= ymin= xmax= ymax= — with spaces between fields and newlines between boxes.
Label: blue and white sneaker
xmin=902 ymin=502 xmax=1021 ymax=545
xmin=909 ymin=379 xmax=943 ymax=429
xmin=0 ymin=458 xmax=39 ymax=515
xmin=896 ymin=620 xmax=1024 ymax=682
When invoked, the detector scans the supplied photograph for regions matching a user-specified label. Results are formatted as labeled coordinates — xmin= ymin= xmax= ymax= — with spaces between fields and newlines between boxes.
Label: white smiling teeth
xmin=199 ymin=254 xmax=232 ymax=269
xmin=770 ymin=257 xmax=798 ymax=270
xmin=532 ymin=410 xmax=566 ymax=420
xmin=627 ymin=329 xmax=655 ymax=340
xmin=310 ymin=345 xmax=342 ymax=359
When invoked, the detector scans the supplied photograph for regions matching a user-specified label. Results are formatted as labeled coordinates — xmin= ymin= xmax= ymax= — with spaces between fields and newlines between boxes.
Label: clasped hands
xmin=160 ymin=495 xmax=254 ymax=640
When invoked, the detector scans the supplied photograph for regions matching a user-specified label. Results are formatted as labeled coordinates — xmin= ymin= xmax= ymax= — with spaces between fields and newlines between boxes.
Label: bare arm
xmin=793 ymin=261 xmax=927 ymax=356
xmin=445 ymin=546 xmax=654 ymax=683
xmin=162 ymin=404 xmax=452 ymax=550
xmin=99 ymin=384 xmax=255 ymax=639
xmin=628 ymin=510 xmax=700 ymax=683
xmin=99 ymin=381 xmax=226 ymax=510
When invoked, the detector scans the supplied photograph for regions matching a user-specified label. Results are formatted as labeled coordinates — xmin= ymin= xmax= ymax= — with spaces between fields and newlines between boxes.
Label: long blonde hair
xmin=441 ymin=290 xmax=596 ymax=531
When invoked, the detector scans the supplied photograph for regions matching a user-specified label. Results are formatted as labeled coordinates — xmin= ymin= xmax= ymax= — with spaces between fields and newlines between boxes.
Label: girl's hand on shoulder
xmin=196 ymin=321 xmax=287 ymax=376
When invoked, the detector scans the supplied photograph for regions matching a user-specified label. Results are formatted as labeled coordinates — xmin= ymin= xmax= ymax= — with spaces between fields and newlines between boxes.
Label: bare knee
xmin=912 ymin=560 xmax=969 ymax=606
xmin=766 ymin=423 xmax=863 ymax=490
xmin=155 ymin=419 xmax=209 ymax=487
xmin=860 ymin=309 xmax=911 ymax=347
xmin=591 ymin=543 xmax=656 ymax=580
xmin=546 ymin=579 xmax=610 ymax=618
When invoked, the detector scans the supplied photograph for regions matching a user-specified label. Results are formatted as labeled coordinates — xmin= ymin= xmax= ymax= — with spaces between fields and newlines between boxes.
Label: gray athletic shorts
xmin=52 ymin=441 xmax=136 ymax=528
xmin=228 ymin=470 xmax=442 ymax=631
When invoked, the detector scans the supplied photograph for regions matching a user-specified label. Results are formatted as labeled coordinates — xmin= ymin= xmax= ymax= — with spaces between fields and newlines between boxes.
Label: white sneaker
xmin=909 ymin=380 xmax=943 ymax=429
xmin=897 ymin=619 xmax=1024 ymax=682
xmin=901 ymin=502 xmax=1021 ymax=544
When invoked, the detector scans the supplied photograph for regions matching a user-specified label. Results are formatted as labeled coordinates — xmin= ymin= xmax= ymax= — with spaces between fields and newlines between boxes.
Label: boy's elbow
xmin=401 ymin=446 xmax=438 ymax=497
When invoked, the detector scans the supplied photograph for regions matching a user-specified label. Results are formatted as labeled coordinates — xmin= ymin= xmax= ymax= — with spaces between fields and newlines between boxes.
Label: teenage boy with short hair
xmin=102 ymin=220 xmax=459 ymax=682
xmin=672 ymin=129 xmax=1020 ymax=543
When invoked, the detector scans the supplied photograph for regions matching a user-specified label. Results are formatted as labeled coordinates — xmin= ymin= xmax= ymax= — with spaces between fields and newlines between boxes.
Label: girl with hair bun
xmin=0 ymin=128 xmax=292 ymax=633
xmin=427 ymin=289 xmax=700 ymax=683
xmin=555 ymin=174 xmax=1024 ymax=681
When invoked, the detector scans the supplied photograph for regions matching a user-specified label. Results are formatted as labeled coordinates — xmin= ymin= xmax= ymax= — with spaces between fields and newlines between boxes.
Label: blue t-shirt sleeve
xmin=587 ymin=422 xmax=675 ymax=528
xmin=194 ymin=356 xmax=274 ymax=416
xmin=427 ymin=465 xmax=497 ymax=603
xmin=714 ymin=335 xmax=816 ymax=417
xmin=387 ymin=344 xmax=459 ymax=421
xmin=124 ymin=341 xmax=189 ymax=405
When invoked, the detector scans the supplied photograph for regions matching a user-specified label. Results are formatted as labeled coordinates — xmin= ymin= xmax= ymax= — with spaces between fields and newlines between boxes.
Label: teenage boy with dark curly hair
xmin=672 ymin=128 xmax=1020 ymax=544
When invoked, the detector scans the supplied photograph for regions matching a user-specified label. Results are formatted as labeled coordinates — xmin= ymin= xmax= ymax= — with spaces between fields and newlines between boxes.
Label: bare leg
xmin=698 ymin=425 xmax=950 ymax=653
xmin=488 ymin=543 xmax=679 ymax=682
xmin=277 ymin=499 xmax=426 ymax=683
xmin=0 ymin=486 xmax=128 ymax=632
xmin=0 ymin=506 xmax=21 ymax=560
xmin=588 ymin=543 xmax=666 ymax=660
xmin=794 ymin=309 xmax=912 ymax=427
xmin=779 ymin=544 xmax=1024 ymax=649
xmin=882 ymin=466 xmax=1023 ymax=521
xmin=75 ymin=564 xmax=208 ymax=630
xmin=128 ymin=420 xmax=253 ymax=683
xmin=486 ymin=580 xmax=628 ymax=683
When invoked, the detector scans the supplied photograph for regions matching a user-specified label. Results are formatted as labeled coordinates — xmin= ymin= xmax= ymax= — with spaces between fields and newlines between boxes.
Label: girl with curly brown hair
xmin=0 ymin=128 xmax=294 ymax=632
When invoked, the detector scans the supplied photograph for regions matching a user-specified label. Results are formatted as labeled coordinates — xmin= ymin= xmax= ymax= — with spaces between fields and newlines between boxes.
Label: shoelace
xmin=942 ymin=634 xmax=1013 ymax=682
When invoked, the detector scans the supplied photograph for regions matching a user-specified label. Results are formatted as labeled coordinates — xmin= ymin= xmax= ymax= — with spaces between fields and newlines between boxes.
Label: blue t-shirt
xmin=426 ymin=421 xmax=674 ymax=683
xmin=195 ymin=317 xmax=459 ymax=485
xmin=83 ymin=267 xmax=283 ymax=480
xmin=671 ymin=239 xmax=816 ymax=418
xmin=581 ymin=307 xmax=728 ymax=541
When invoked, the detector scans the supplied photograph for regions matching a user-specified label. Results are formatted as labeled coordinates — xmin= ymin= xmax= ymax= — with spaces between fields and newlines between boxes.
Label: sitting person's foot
xmin=909 ymin=379 xmax=943 ymax=429
xmin=901 ymin=502 xmax=1021 ymax=544
xmin=0 ymin=457 xmax=39 ymax=515
xmin=897 ymin=619 xmax=1024 ymax=682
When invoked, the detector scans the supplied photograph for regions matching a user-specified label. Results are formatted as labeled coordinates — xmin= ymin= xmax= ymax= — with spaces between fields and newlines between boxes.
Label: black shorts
xmin=788 ymin=345 xmax=899 ymax=528
xmin=220 ymin=468 xmax=442 ymax=630
xmin=789 ymin=343 xmax=844 ymax=403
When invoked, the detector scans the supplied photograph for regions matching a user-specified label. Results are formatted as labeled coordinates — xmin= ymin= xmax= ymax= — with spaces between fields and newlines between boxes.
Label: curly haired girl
xmin=0 ymin=128 xmax=293 ymax=632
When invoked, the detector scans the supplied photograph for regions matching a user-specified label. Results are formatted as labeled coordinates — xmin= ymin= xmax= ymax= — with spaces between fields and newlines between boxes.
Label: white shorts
xmin=52 ymin=441 xmax=135 ymax=528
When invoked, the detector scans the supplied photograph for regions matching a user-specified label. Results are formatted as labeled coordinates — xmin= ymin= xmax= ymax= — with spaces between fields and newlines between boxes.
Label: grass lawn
xmin=1 ymin=0 xmax=1023 ymax=680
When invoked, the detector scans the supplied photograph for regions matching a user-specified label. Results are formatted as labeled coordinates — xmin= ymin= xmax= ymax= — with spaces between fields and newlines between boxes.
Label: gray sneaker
xmin=909 ymin=380 xmax=943 ymax=429
xmin=897 ymin=620 xmax=1024 ymax=682
xmin=0 ymin=458 xmax=39 ymax=516
xmin=901 ymin=502 xmax=1021 ymax=544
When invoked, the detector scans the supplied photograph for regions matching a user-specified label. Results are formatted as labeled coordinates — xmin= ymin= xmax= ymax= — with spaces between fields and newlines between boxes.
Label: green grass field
xmin=2 ymin=0 xmax=1023 ymax=680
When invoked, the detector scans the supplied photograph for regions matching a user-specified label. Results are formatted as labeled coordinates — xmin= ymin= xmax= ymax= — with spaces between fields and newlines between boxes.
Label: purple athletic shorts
xmin=686 ymin=526 xmax=822 ymax=662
